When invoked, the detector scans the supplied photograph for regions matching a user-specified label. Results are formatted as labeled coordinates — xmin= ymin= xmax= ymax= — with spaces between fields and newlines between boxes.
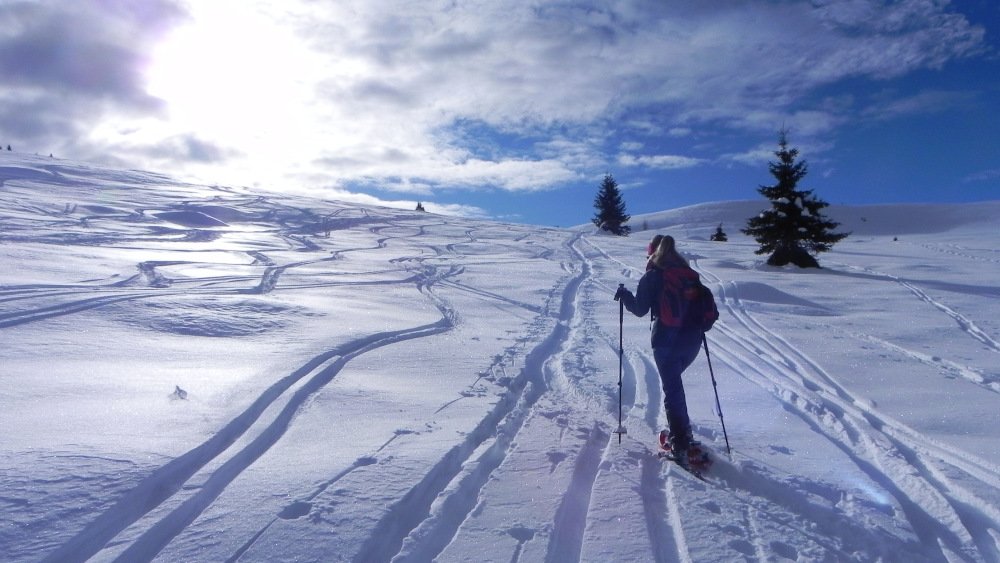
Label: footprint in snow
xmin=546 ymin=451 xmax=568 ymax=473
xmin=508 ymin=526 xmax=535 ymax=542
xmin=278 ymin=501 xmax=312 ymax=520
xmin=728 ymin=538 xmax=755 ymax=556
xmin=770 ymin=541 xmax=798 ymax=560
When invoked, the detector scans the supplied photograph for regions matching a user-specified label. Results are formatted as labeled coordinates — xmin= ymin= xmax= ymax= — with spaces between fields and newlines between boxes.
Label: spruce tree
xmin=742 ymin=130 xmax=847 ymax=268
xmin=591 ymin=173 xmax=630 ymax=236
xmin=710 ymin=223 xmax=728 ymax=242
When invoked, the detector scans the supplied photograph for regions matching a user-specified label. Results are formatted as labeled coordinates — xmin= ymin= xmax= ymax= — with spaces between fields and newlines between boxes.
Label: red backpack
xmin=658 ymin=266 xmax=719 ymax=330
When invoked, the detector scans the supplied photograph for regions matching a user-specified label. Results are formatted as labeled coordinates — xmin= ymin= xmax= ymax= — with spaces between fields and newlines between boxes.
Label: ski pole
xmin=702 ymin=334 xmax=731 ymax=456
xmin=615 ymin=284 xmax=627 ymax=443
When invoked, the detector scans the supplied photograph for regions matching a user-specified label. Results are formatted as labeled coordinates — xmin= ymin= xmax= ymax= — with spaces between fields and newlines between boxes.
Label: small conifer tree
xmin=710 ymin=223 xmax=728 ymax=242
xmin=742 ymin=130 xmax=847 ymax=267
xmin=591 ymin=173 xmax=630 ymax=236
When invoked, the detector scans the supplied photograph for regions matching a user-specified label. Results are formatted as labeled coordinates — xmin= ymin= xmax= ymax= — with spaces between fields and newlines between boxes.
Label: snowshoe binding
xmin=658 ymin=430 xmax=712 ymax=474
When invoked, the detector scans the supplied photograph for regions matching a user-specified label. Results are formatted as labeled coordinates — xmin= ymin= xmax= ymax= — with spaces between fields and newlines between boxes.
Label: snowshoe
xmin=658 ymin=430 xmax=712 ymax=473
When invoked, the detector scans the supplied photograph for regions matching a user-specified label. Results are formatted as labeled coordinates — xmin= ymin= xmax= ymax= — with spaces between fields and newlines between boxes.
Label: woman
xmin=615 ymin=236 xmax=717 ymax=467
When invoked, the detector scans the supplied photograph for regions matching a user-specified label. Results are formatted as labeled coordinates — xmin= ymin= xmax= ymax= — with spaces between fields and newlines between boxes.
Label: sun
xmin=144 ymin=3 xmax=320 ymax=144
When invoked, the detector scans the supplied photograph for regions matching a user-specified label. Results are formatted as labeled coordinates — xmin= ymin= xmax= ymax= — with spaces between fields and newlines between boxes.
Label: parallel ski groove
xmin=545 ymin=424 xmax=610 ymax=563
xmin=664 ymin=474 xmax=693 ymax=563
xmin=353 ymin=234 xmax=588 ymax=563
xmin=702 ymin=263 xmax=997 ymax=561
xmin=42 ymin=320 xmax=452 ymax=563
xmin=39 ymin=258 xmax=462 ymax=563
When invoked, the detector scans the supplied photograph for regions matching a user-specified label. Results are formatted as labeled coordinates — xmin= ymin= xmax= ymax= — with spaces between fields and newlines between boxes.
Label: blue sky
xmin=1 ymin=1 xmax=997 ymax=226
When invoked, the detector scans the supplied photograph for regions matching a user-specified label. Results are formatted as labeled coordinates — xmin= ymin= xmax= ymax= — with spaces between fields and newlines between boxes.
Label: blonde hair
xmin=647 ymin=234 xmax=664 ymax=257
xmin=650 ymin=235 xmax=688 ymax=268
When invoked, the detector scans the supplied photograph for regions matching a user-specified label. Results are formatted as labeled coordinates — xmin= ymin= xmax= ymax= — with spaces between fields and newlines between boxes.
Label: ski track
xmin=379 ymin=233 xmax=694 ymax=563
xmin=918 ymin=242 xmax=1000 ymax=266
xmin=543 ymin=423 xmax=609 ymax=563
xmin=544 ymin=236 xmax=636 ymax=563
xmin=224 ymin=456 xmax=378 ymax=563
xmin=360 ymin=234 xmax=592 ymax=563
xmin=0 ymin=221 xmax=430 ymax=330
xmin=699 ymin=261 xmax=1000 ymax=562
xmin=852 ymin=331 xmax=1000 ymax=394
xmin=821 ymin=260 xmax=1000 ymax=390
xmin=638 ymin=450 xmax=684 ymax=563
xmin=7 ymin=159 xmax=999 ymax=563
xmin=22 ymin=205 xmax=502 ymax=562
xmin=837 ymin=262 xmax=1000 ymax=355
xmin=41 ymin=310 xmax=455 ymax=562
xmin=566 ymin=236 xmax=696 ymax=563
xmin=896 ymin=278 xmax=1000 ymax=354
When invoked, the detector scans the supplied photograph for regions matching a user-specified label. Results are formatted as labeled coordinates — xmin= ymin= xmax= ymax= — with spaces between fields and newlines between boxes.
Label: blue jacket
xmin=620 ymin=265 xmax=704 ymax=349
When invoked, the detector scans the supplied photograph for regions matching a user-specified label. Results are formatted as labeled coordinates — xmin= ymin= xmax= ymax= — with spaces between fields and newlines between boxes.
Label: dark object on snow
xmin=172 ymin=385 xmax=188 ymax=400
xmin=710 ymin=223 xmax=728 ymax=242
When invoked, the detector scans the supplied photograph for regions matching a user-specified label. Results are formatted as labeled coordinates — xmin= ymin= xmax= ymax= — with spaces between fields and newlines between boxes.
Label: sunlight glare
xmin=145 ymin=3 xmax=320 ymax=144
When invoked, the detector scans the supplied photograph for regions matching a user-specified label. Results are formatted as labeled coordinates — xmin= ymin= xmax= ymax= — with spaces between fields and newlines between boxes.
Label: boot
xmin=670 ymin=437 xmax=691 ymax=469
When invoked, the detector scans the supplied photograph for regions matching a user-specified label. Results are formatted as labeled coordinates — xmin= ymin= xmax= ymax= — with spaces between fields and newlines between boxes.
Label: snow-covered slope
xmin=2 ymin=152 xmax=999 ymax=562
xmin=625 ymin=199 xmax=1000 ymax=239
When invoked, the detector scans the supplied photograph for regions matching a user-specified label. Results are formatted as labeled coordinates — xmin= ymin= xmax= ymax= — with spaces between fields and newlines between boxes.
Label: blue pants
xmin=653 ymin=328 xmax=703 ymax=449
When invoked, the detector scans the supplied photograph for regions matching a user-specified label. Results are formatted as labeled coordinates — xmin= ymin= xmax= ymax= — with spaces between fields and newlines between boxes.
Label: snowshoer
xmin=615 ymin=236 xmax=718 ymax=468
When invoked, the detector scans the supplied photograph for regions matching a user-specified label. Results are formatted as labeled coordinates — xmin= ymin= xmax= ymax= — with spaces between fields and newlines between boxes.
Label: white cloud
xmin=382 ymin=156 xmax=581 ymax=192
xmin=720 ymin=145 xmax=775 ymax=167
xmin=721 ymin=137 xmax=836 ymax=168
xmin=617 ymin=153 xmax=705 ymax=170
xmin=0 ymin=0 xmax=186 ymax=142
xmin=863 ymin=90 xmax=979 ymax=121
xmin=2 ymin=0 xmax=985 ymax=205
xmin=963 ymin=169 xmax=1000 ymax=183
xmin=243 ymin=0 xmax=986 ymax=187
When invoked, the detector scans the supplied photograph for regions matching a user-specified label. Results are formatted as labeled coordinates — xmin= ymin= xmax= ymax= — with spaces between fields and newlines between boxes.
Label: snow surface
xmin=2 ymin=152 xmax=999 ymax=562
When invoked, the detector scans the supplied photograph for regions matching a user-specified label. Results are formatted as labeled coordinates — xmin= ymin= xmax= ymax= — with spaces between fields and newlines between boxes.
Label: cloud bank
xmin=0 ymin=0 xmax=986 ymax=213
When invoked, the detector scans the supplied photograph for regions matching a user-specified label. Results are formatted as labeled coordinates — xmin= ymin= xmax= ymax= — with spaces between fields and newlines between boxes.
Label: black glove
xmin=614 ymin=285 xmax=631 ymax=302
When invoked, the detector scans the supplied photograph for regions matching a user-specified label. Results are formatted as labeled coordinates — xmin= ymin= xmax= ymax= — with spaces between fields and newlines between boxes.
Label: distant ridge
xmin=619 ymin=200 xmax=1000 ymax=238
xmin=2 ymin=152 xmax=996 ymax=238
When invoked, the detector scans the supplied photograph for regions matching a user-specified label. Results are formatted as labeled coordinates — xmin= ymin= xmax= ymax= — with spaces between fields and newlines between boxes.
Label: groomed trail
xmin=1 ymin=155 xmax=998 ymax=562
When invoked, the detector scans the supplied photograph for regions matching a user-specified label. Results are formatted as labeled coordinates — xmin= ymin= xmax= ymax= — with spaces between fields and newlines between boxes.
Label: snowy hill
xmin=2 ymin=152 xmax=999 ymax=562
xmin=625 ymin=199 xmax=1000 ymax=239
